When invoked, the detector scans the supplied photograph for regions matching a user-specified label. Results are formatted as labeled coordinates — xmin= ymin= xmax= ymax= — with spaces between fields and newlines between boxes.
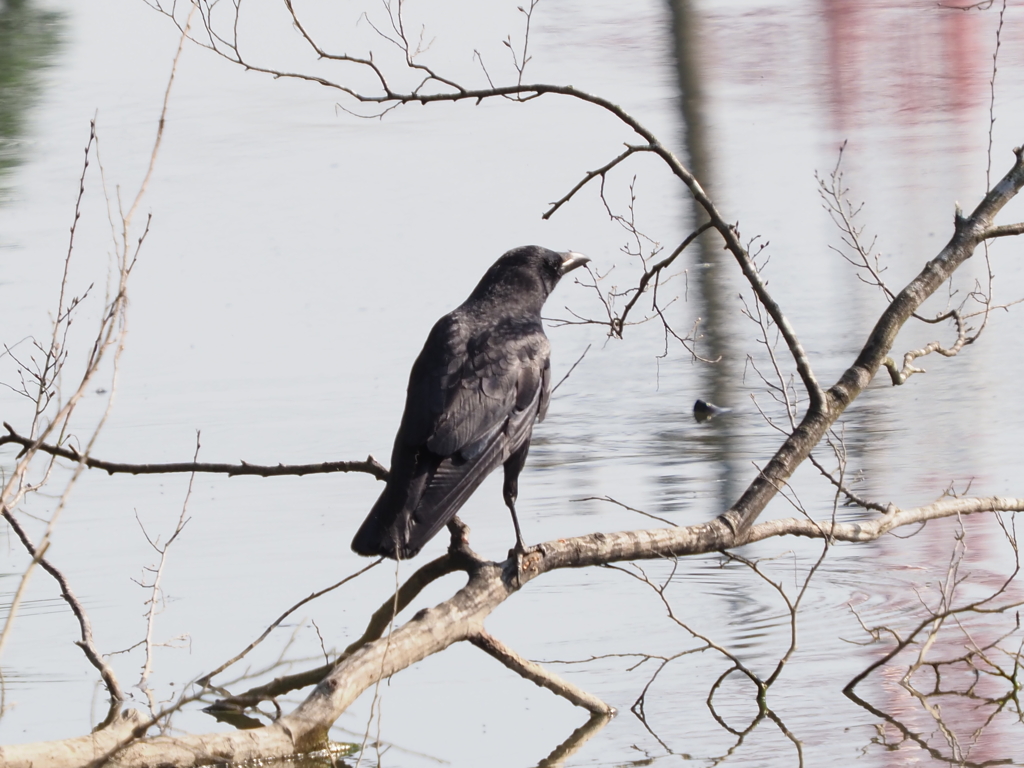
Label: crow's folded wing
xmin=352 ymin=314 xmax=551 ymax=558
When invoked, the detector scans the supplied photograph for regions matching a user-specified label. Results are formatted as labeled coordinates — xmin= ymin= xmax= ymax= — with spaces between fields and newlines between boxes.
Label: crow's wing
xmin=352 ymin=313 xmax=550 ymax=558
xmin=424 ymin=320 xmax=548 ymax=451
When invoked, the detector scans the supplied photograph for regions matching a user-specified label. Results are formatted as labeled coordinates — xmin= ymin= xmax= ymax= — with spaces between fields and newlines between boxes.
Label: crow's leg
xmin=505 ymin=497 xmax=527 ymax=556
xmin=503 ymin=440 xmax=531 ymax=556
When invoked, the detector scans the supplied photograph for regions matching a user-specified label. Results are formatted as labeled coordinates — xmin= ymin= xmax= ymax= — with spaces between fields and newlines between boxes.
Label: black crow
xmin=351 ymin=245 xmax=590 ymax=560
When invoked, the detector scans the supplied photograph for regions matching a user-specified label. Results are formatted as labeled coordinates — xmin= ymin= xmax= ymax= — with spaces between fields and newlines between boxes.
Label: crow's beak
xmin=559 ymin=251 xmax=591 ymax=275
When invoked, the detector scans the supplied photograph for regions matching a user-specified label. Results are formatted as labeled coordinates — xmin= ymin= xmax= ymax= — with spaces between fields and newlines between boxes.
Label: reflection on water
xmin=0 ymin=0 xmax=64 ymax=202
xmin=590 ymin=517 xmax=1024 ymax=767
xmin=820 ymin=0 xmax=991 ymax=137
xmin=856 ymin=516 xmax=1024 ymax=766
xmin=0 ymin=591 xmax=68 ymax=620
xmin=668 ymin=0 xmax=748 ymax=512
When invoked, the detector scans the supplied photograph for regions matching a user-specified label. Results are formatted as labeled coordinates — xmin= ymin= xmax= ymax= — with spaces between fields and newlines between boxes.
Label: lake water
xmin=2 ymin=0 xmax=1024 ymax=766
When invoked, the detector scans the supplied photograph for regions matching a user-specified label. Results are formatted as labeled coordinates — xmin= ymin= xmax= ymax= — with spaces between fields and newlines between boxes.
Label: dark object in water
xmin=693 ymin=399 xmax=732 ymax=423
xmin=352 ymin=246 xmax=590 ymax=560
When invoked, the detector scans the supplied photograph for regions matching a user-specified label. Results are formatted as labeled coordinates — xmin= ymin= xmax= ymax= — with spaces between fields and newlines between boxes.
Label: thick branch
xmin=247 ymin=497 xmax=1024 ymax=742
xmin=206 ymin=552 xmax=460 ymax=711
xmin=8 ymin=493 xmax=1021 ymax=767
xmin=469 ymin=630 xmax=614 ymax=714
xmin=231 ymin=495 xmax=1024 ymax=754
xmin=0 ymin=710 xmax=145 ymax=768
xmin=741 ymin=497 xmax=1024 ymax=544
xmin=981 ymin=221 xmax=1024 ymax=238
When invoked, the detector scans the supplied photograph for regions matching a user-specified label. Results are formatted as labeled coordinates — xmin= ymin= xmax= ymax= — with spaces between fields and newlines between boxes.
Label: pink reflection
xmin=874 ymin=513 xmax=1024 ymax=764
xmin=821 ymin=0 xmax=987 ymax=134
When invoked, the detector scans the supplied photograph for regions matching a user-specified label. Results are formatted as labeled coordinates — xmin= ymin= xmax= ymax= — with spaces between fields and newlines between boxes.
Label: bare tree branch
xmin=723 ymin=146 xmax=1024 ymax=534
xmin=981 ymin=221 xmax=1024 ymax=238
xmin=469 ymin=630 xmax=614 ymax=714
xmin=0 ymin=423 xmax=389 ymax=480
xmin=1 ymin=508 xmax=124 ymax=704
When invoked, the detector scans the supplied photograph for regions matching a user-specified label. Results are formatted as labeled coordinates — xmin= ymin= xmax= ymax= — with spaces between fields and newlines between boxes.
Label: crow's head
xmin=470 ymin=246 xmax=590 ymax=305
